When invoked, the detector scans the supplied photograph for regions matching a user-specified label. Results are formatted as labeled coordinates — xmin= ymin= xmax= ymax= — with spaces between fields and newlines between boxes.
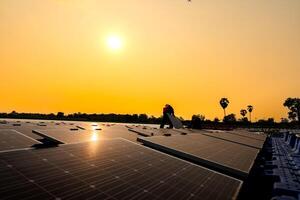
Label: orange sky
xmin=0 ymin=0 xmax=299 ymax=121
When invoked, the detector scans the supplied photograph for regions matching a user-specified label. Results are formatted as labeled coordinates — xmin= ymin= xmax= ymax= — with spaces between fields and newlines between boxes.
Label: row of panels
xmin=130 ymin=126 xmax=266 ymax=179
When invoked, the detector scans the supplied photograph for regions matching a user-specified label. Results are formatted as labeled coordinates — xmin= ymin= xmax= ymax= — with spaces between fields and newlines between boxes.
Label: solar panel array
xmin=0 ymin=139 xmax=242 ymax=200
xmin=0 ymin=120 xmax=134 ymax=144
xmin=0 ymin=130 xmax=40 ymax=152
xmin=138 ymin=134 xmax=260 ymax=179
xmin=0 ymin=120 xmax=269 ymax=199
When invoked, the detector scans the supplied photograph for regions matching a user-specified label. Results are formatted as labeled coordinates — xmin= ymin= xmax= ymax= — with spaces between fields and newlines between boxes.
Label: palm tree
xmin=220 ymin=98 xmax=229 ymax=119
xmin=240 ymin=109 xmax=247 ymax=118
xmin=247 ymin=105 xmax=253 ymax=122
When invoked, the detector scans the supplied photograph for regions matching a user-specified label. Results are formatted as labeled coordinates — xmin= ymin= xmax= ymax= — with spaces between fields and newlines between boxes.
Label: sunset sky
xmin=0 ymin=0 xmax=299 ymax=121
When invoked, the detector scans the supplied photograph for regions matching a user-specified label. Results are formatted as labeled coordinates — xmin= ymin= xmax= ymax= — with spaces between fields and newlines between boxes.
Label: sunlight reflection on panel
xmin=91 ymin=131 xmax=99 ymax=141
xmin=88 ymin=132 xmax=101 ymax=158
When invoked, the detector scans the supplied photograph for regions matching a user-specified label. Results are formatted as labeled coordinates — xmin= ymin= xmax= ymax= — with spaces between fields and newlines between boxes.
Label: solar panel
xmin=129 ymin=126 xmax=188 ymax=137
xmin=138 ymin=134 xmax=260 ymax=179
xmin=172 ymin=128 xmax=266 ymax=148
xmin=0 ymin=120 xmax=8 ymax=124
xmin=99 ymin=125 xmax=137 ymax=142
xmin=32 ymin=125 xmax=139 ymax=144
xmin=0 ymin=139 xmax=242 ymax=200
xmin=175 ymin=129 xmax=267 ymax=142
xmin=11 ymin=126 xmax=46 ymax=140
xmin=0 ymin=130 xmax=41 ymax=152
xmin=0 ymin=121 xmax=76 ymax=140
xmin=228 ymin=130 xmax=267 ymax=141
xmin=0 ymin=123 xmax=11 ymax=129
xmin=73 ymin=122 xmax=101 ymax=130
xmin=73 ymin=122 xmax=115 ymax=131
xmin=198 ymin=130 xmax=265 ymax=149
xmin=131 ymin=127 xmax=265 ymax=149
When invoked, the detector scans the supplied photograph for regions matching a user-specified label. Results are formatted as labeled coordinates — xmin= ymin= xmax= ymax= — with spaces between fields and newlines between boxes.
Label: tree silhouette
xmin=57 ymin=112 xmax=64 ymax=118
xmin=240 ymin=109 xmax=248 ymax=122
xmin=247 ymin=105 xmax=253 ymax=122
xmin=223 ymin=113 xmax=236 ymax=123
xmin=192 ymin=114 xmax=205 ymax=121
xmin=191 ymin=114 xmax=205 ymax=129
xmin=220 ymin=98 xmax=229 ymax=119
xmin=240 ymin=109 xmax=247 ymax=117
xmin=283 ymin=98 xmax=300 ymax=125
xmin=281 ymin=118 xmax=289 ymax=123
xmin=214 ymin=117 xmax=220 ymax=122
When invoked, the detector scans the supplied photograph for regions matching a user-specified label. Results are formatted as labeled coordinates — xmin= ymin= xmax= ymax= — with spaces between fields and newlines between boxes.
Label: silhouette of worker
xmin=160 ymin=104 xmax=174 ymax=129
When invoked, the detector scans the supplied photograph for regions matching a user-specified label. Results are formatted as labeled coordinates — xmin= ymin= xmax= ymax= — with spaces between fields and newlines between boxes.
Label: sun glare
xmin=107 ymin=35 xmax=122 ymax=50
xmin=91 ymin=132 xmax=99 ymax=141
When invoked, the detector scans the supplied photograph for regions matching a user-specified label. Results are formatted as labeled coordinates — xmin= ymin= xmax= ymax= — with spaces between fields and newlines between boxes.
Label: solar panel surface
xmin=199 ymin=131 xmax=265 ymax=149
xmin=130 ymin=127 xmax=266 ymax=150
xmin=228 ymin=130 xmax=267 ymax=141
xmin=0 ymin=130 xmax=40 ymax=152
xmin=128 ymin=126 xmax=185 ymax=137
xmin=33 ymin=125 xmax=137 ymax=144
xmin=0 ymin=139 xmax=242 ymax=200
xmin=0 ymin=120 xmax=77 ymax=140
xmin=138 ymin=134 xmax=260 ymax=179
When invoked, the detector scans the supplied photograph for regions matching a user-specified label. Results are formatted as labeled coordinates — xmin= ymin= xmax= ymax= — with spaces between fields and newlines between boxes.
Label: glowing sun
xmin=106 ymin=35 xmax=122 ymax=50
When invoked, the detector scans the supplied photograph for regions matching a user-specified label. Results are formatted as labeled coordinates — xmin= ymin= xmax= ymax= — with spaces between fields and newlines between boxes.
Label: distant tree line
xmin=0 ymin=111 xmax=162 ymax=124
xmin=190 ymin=114 xmax=299 ymax=130
xmin=0 ymin=97 xmax=299 ymax=128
